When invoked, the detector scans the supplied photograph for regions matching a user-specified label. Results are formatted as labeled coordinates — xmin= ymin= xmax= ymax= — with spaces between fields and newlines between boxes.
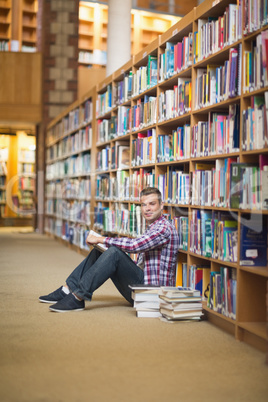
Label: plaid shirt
xmin=104 ymin=215 xmax=179 ymax=286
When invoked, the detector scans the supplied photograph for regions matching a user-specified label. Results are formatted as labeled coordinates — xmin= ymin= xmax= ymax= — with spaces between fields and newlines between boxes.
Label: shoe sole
xmin=49 ymin=307 xmax=85 ymax=313
xmin=39 ymin=299 xmax=58 ymax=304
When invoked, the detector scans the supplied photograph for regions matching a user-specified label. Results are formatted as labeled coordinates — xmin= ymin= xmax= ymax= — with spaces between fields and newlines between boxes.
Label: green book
xmin=230 ymin=163 xmax=252 ymax=209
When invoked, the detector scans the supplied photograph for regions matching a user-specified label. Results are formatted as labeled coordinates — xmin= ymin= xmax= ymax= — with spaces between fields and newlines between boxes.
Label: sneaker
xmin=39 ymin=286 xmax=67 ymax=304
xmin=49 ymin=293 xmax=85 ymax=313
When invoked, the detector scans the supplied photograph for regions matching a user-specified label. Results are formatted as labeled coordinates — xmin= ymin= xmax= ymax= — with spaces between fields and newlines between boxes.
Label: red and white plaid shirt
xmin=104 ymin=215 xmax=179 ymax=286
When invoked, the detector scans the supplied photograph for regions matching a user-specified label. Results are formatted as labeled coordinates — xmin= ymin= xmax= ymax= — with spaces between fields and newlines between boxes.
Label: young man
xmin=39 ymin=187 xmax=179 ymax=312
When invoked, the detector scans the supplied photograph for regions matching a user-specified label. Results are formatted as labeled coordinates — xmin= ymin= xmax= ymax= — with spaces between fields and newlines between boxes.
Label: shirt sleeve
xmin=104 ymin=223 xmax=171 ymax=253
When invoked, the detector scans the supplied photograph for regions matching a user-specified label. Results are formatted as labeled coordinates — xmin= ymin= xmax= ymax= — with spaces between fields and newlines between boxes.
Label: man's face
xmin=140 ymin=193 xmax=163 ymax=224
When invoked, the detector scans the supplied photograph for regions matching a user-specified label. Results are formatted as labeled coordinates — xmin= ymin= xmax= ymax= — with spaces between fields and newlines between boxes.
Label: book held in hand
xmin=88 ymin=229 xmax=108 ymax=253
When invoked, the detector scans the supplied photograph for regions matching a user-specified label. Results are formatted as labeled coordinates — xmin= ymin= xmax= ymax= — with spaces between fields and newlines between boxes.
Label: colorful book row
xmin=46 ymin=178 xmax=91 ymax=200
xmin=194 ymin=3 xmax=242 ymax=63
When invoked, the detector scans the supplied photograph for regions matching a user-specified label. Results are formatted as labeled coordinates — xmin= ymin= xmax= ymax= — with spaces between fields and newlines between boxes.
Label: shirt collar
xmin=147 ymin=214 xmax=164 ymax=229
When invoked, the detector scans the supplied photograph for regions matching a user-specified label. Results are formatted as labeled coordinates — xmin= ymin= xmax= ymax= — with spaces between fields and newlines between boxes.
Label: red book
xmin=174 ymin=43 xmax=178 ymax=73
xmin=177 ymin=42 xmax=182 ymax=71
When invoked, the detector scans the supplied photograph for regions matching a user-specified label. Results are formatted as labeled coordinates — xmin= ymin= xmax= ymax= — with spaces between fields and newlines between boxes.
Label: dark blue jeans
xmin=66 ymin=246 xmax=144 ymax=304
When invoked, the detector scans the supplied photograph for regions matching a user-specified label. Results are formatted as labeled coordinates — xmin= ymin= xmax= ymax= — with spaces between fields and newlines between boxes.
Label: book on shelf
xmin=207 ymin=268 xmax=237 ymax=319
xmin=110 ymin=141 xmax=129 ymax=170
xmin=261 ymin=168 xmax=268 ymax=210
xmin=230 ymin=162 xmax=262 ymax=210
xmin=188 ymin=265 xmax=211 ymax=301
xmin=242 ymin=94 xmax=268 ymax=150
xmin=209 ymin=211 xmax=238 ymax=262
xmin=165 ymin=41 xmax=175 ymax=79
xmin=240 ymin=216 xmax=267 ymax=267
xmin=175 ymin=261 xmax=188 ymax=287
xmin=219 ymin=218 xmax=238 ymax=262
xmin=117 ymin=145 xmax=130 ymax=169
xmin=147 ymin=55 xmax=157 ymax=87
xmin=200 ymin=210 xmax=212 ymax=257
xmin=259 ymin=154 xmax=268 ymax=210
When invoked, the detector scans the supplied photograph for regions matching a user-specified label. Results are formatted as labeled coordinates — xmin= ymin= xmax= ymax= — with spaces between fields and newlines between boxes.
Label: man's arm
xmin=104 ymin=224 xmax=170 ymax=253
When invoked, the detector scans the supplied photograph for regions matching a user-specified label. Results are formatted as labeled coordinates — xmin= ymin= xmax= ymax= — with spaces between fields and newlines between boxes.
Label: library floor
xmin=0 ymin=228 xmax=267 ymax=402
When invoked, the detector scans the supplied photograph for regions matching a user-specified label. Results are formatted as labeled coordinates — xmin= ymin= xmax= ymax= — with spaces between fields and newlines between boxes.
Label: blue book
xmin=200 ymin=210 xmax=212 ymax=257
xmin=165 ymin=42 xmax=174 ymax=78
xmin=240 ymin=216 xmax=267 ymax=266
xmin=68 ymin=226 xmax=74 ymax=244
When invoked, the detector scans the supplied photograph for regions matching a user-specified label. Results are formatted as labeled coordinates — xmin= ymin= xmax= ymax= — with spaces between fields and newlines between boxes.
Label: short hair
xmin=140 ymin=187 xmax=162 ymax=203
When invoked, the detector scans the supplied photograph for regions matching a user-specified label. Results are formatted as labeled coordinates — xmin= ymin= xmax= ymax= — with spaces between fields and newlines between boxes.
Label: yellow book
xmin=195 ymin=162 xmax=214 ymax=170
xmin=175 ymin=261 xmax=183 ymax=287
xmin=202 ymin=268 xmax=211 ymax=301
xmin=195 ymin=32 xmax=199 ymax=62
xmin=189 ymin=82 xmax=192 ymax=110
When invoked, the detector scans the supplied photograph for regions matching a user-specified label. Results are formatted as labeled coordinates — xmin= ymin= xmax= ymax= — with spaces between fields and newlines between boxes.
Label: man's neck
xmin=146 ymin=214 xmax=162 ymax=226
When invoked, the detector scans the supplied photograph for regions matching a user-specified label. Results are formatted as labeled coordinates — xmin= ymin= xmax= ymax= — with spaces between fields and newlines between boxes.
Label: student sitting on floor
xmin=39 ymin=187 xmax=179 ymax=312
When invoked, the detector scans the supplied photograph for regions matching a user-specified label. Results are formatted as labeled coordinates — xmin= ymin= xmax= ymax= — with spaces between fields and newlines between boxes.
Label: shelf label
xmin=172 ymin=28 xmax=178 ymax=36
xmin=212 ymin=0 xmax=221 ymax=7
xmin=121 ymin=69 xmax=125 ymax=74
xmin=143 ymin=51 xmax=147 ymax=58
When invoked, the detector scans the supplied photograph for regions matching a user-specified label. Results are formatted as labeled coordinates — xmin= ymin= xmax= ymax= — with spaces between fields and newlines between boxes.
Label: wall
xmin=0 ymin=52 xmax=42 ymax=123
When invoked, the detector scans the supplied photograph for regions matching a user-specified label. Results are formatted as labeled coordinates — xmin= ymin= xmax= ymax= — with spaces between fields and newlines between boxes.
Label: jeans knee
xmin=105 ymin=246 xmax=122 ymax=257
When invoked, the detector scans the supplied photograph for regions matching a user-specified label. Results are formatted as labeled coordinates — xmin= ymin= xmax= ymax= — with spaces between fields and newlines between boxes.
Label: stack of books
xmin=129 ymin=285 xmax=161 ymax=318
xmin=159 ymin=286 xmax=203 ymax=322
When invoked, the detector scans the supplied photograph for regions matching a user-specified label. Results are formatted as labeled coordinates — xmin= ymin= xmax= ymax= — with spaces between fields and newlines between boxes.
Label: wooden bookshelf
xmin=17 ymin=140 xmax=35 ymax=215
xmin=45 ymin=0 xmax=268 ymax=353
xmin=20 ymin=0 xmax=38 ymax=51
xmin=131 ymin=9 xmax=179 ymax=55
xmin=0 ymin=0 xmax=38 ymax=52
xmin=45 ymin=87 xmax=96 ymax=247
xmin=0 ymin=0 xmax=11 ymax=50
xmin=10 ymin=0 xmax=38 ymax=52
xmin=0 ymin=130 xmax=36 ymax=224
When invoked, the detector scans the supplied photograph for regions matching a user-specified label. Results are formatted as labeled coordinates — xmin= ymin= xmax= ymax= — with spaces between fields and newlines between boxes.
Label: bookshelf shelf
xmin=204 ymin=308 xmax=236 ymax=335
xmin=45 ymin=0 xmax=268 ymax=353
xmin=203 ymin=304 xmax=237 ymax=323
xmin=240 ymin=266 xmax=268 ymax=278
xmin=238 ymin=322 xmax=267 ymax=341
xmin=194 ymin=41 xmax=242 ymax=67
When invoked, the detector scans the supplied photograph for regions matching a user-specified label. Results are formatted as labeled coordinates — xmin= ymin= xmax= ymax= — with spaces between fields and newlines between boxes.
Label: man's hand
xmin=86 ymin=233 xmax=105 ymax=246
